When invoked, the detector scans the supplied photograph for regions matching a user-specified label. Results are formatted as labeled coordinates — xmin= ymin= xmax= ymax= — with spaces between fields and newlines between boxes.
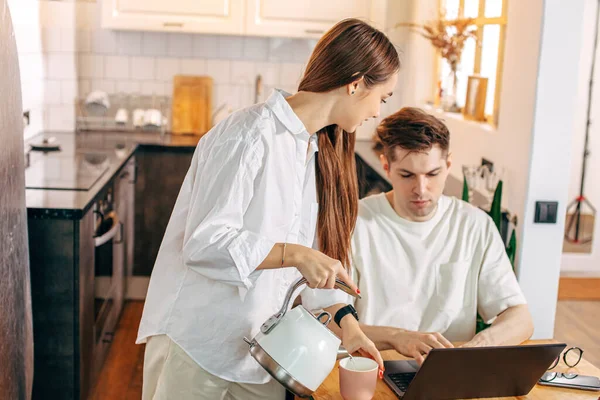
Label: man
xmin=302 ymin=107 xmax=534 ymax=365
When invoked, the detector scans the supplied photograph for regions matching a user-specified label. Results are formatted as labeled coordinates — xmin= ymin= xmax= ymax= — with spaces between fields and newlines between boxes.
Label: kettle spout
xmin=337 ymin=346 xmax=350 ymax=360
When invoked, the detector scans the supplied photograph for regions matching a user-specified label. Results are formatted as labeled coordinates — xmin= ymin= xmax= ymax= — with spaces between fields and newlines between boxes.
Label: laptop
xmin=383 ymin=343 xmax=566 ymax=399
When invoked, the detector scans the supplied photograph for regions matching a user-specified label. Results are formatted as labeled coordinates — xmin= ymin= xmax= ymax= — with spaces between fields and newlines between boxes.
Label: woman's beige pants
xmin=142 ymin=334 xmax=286 ymax=400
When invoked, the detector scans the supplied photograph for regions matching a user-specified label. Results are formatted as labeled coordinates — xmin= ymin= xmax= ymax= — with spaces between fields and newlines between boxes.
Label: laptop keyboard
xmin=388 ymin=372 xmax=416 ymax=392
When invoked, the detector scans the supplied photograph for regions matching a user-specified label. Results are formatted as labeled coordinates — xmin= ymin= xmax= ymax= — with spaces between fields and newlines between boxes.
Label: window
xmin=437 ymin=0 xmax=507 ymax=124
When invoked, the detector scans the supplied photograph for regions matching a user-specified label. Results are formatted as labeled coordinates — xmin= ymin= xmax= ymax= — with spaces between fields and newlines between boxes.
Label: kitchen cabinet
xmin=28 ymin=207 xmax=95 ymax=400
xmin=101 ymin=0 xmax=387 ymax=38
xmin=101 ymin=0 xmax=245 ymax=35
xmin=245 ymin=0 xmax=386 ymax=38
xmin=27 ymin=159 xmax=135 ymax=400
xmin=134 ymin=147 xmax=193 ymax=276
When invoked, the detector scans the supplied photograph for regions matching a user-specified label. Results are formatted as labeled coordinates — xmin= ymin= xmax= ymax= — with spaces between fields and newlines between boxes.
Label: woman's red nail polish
xmin=357 ymin=289 xmax=361 ymax=294
xmin=378 ymin=370 xmax=384 ymax=379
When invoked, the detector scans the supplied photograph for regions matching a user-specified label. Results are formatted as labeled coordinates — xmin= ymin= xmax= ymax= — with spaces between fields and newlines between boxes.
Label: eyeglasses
xmin=547 ymin=346 xmax=583 ymax=370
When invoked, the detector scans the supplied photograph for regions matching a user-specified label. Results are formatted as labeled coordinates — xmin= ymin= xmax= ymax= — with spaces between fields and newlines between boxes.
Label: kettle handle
xmin=260 ymin=277 xmax=361 ymax=335
xmin=280 ymin=277 xmax=360 ymax=322
xmin=316 ymin=311 xmax=332 ymax=326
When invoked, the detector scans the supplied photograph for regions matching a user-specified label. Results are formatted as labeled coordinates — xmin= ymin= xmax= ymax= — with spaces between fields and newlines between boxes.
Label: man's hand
xmin=460 ymin=333 xmax=490 ymax=348
xmin=388 ymin=329 xmax=454 ymax=365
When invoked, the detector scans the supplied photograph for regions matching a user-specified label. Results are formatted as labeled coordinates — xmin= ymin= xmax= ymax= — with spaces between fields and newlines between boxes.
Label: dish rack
xmin=76 ymin=93 xmax=171 ymax=134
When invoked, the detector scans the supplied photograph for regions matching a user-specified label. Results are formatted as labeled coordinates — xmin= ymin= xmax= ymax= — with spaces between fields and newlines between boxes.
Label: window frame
xmin=435 ymin=0 xmax=508 ymax=125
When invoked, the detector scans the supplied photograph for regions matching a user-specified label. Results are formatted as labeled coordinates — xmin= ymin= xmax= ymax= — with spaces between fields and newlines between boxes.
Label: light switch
xmin=534 ymin=201 xmax=558 ymax=223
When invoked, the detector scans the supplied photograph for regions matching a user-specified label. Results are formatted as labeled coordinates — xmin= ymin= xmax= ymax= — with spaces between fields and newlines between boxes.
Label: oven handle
xmin=94 ymin=211 xmax=120 ymax=247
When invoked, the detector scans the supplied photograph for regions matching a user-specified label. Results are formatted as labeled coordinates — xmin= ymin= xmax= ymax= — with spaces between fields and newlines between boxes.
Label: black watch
xmin=334 ymin=304 xmax=359 ymax=328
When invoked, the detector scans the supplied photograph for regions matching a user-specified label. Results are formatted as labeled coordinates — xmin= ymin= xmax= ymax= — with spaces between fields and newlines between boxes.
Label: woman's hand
xmin=340 ymin=319 xmax=385 ymax=377
xmin=289 ymin=245 xmax=358 ymax=293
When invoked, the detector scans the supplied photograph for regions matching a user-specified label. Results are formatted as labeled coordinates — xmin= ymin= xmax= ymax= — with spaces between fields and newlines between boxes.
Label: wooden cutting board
xmin=171 ymin=75 xmax=213 ymax=136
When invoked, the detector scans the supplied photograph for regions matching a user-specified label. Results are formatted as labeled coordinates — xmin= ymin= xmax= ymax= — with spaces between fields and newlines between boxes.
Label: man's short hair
xmin=374 ymin=107 xmax=450 ymax=162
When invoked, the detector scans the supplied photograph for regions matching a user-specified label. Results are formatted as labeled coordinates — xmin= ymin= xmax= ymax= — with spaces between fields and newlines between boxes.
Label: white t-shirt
xmin=302 ymin=193 xmax=527 ymax=341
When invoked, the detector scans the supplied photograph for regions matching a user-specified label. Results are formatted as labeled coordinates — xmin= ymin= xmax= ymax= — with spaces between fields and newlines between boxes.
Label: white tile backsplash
xmin=105 ymin=56 xmax=131 ymax=80
xmin=289 ymin=39 xmax=317 ymax=63
xmin=61 ymin=28 xmax=77 ymax=53
xmin=116 ymin=80 xmax=142 ymax=94
xmin=75 ymin=1 xmax=99 ymax=29
xmin=193 ymin=35 xmax=219 ymax=58
xmin=206 ymin=59 xmax=231 ymax=85
xmin=231 ymin=61 xmax=256 ymax=85
xmin=180 ymin=59 xmax=206 ymax=75
xmin=78 ymin=54 xmax=104 ymax=79
xmin=19 ymin=54 xmax=45 ymax=81
xmin=78 ymin=79 xmax=91 ymax=98
xmin=44 ymin=80 xmax=63 ymax=105
xmin=156 ymin=58 xmax=181 ymax=82
xmin=12 ymin=0 xmax=316 ymax=139
xmin=117 ymin=32 xmax=143 ymax=56
xmin=268 ymin=38 xmax=293 ymax=63
xmin=42 ymin=28 xmax=63 ymax=53
xmin=61 ymin=80 xmax=78 ymax=104
xmin=218 ymin=36 xmax=244 ymax=60
xmin=256 ymin=62 xmax=280 ymax=86
xmin=141 ymin=81 xmax=167 ymax=96
xmin=231 ymin=84 xmax=254 ymax=110
xmin=167 ymin=33 xmax=193 ymax=58
xmin=130 ymin=57 xmax=156 ymax=81
xmin=142 ymin=32 xmax=168 ymax=57
xmin=75 ymin=29 xmax=91 ymax=53
xmin=91 ymin=79 xmax=116 ymax=94
xmin=243 ymin=37 xmax=269 ymax=61
xmin=279 ymin=63 xmax=304 ymax=87
xmin=39 ymin=1 xmax=76 ymax=29
xmin=45 ymin=105 xmax=75 ymax=131
xmin=91 ymin=29 xmax=118 ymax=54
xmin=46 ymin=53 xmax=77 ymax=80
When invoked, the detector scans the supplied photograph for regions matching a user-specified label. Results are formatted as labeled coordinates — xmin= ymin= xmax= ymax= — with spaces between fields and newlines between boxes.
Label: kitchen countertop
xmin=25 ymin=132 xmax=199 ymax=219
xmin=26 ymin=134 xmax=485 ymax=220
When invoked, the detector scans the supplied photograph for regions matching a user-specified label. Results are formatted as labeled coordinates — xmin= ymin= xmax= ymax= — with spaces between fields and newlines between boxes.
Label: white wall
xmin=8 ymin=0 xmax=44 ymax=139
xmin=518 ymin=0 xmax=585 ymax=338
xmin=561 ymin=0 xmax=600 ymax=276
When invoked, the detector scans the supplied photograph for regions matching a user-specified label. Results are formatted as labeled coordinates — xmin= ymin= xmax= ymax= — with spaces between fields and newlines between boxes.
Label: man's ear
xmin=380 ymin=153 xmax=390 ymax=177
xmin=445 ymin=151 xmax=453 ymax=171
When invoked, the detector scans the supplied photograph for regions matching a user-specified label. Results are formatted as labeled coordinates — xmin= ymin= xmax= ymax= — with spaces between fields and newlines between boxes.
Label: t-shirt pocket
xmin=435 ymin=260 xmax=475 ymax=318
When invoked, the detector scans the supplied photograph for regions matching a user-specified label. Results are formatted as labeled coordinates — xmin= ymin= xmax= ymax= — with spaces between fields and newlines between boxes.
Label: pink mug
xmin=339 ymin=357 xmax=378 ymax=400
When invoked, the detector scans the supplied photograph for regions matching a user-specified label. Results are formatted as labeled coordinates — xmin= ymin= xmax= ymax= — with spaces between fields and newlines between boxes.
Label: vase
xmin=442 ymin=68 xmax=460 ymax=112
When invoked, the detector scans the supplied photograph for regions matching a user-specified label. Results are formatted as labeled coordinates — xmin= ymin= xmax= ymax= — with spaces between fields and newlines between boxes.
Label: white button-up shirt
xmin=137 ymin=90 xmax=320 ymax=384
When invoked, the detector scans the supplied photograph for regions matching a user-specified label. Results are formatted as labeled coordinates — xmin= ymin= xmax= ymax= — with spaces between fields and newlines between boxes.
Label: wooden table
xmin=298 ymin=340 xmax=600 ymax=399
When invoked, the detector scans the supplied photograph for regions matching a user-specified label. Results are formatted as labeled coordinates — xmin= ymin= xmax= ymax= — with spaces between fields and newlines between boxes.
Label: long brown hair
xmin=298 ymin=18 xmax=400 ymax=267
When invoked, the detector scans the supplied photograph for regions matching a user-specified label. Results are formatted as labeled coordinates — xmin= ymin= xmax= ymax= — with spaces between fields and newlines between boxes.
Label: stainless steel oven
xmin=91 ymin=188 xmax=125 ymax=379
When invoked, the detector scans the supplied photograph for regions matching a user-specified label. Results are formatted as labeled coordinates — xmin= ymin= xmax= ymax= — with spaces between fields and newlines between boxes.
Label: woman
xmin=137 ymin=18 xmax=400 ymax=400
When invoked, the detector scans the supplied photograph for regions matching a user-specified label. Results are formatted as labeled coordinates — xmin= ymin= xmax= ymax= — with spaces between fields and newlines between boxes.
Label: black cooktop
xmin=25 ymin=153 xmax=110 ymax=191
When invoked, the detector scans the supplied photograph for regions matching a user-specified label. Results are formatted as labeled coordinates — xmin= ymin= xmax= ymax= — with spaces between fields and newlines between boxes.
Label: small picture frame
xmin=463 ymin=75 xmax=488 ymax=121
